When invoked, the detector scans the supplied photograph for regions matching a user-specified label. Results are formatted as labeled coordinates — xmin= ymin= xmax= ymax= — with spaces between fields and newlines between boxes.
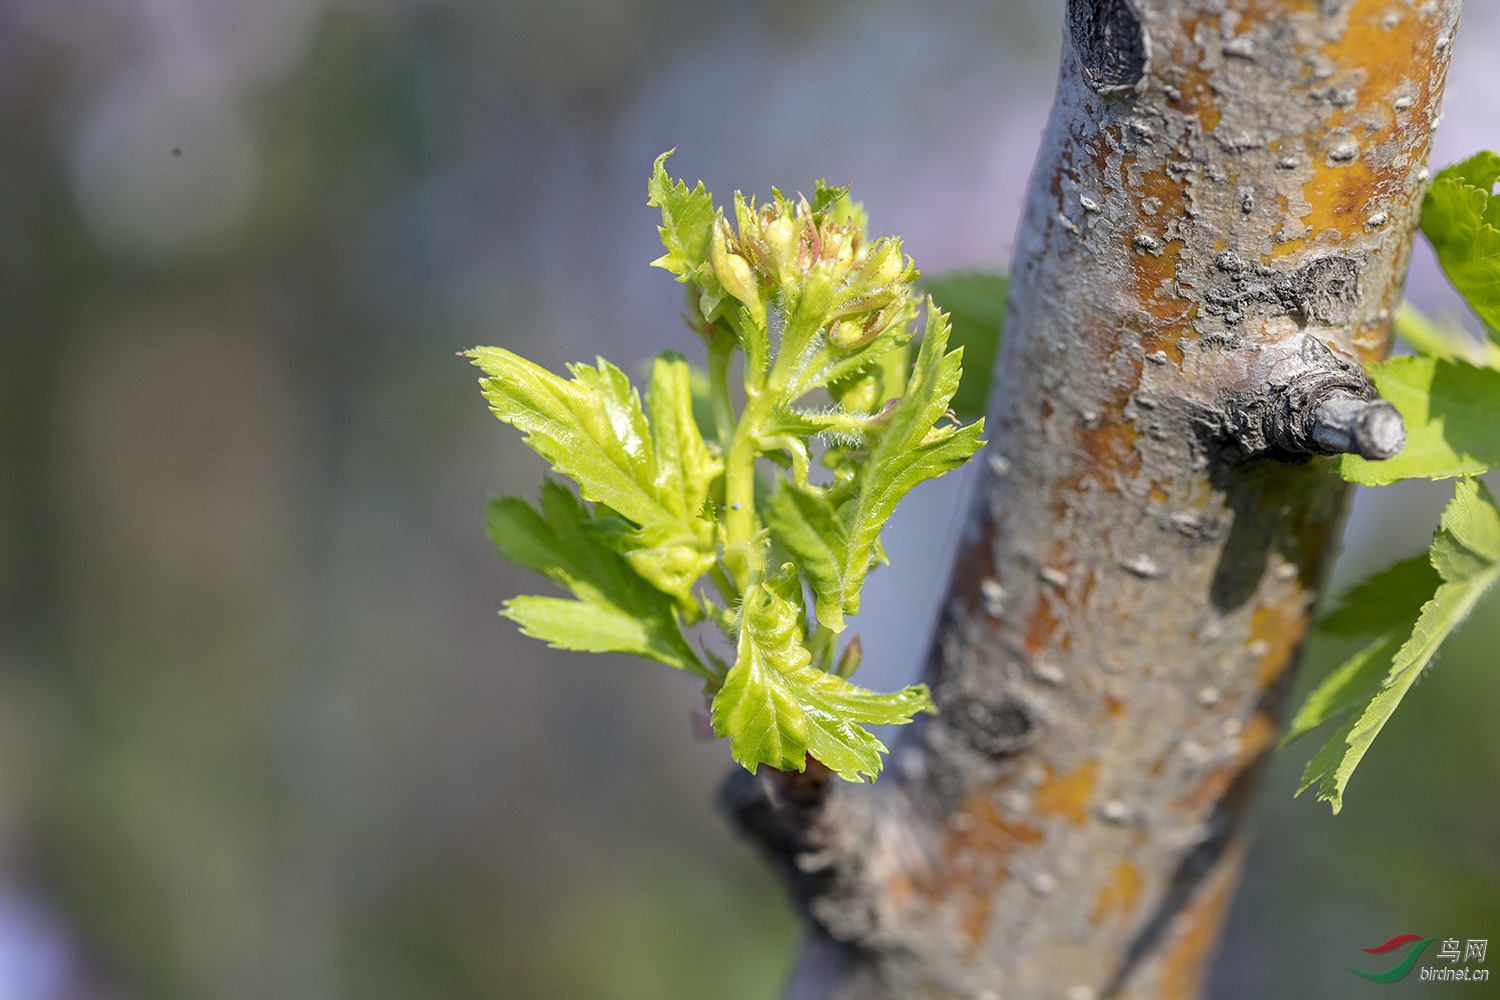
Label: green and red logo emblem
xmin=1349 ymin=934 xmax=1433 ymax=982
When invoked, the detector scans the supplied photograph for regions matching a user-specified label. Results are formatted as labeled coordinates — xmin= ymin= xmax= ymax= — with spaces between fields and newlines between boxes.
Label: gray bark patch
xmin=948 ymin=690 xmax=1040 ymax=757
xmin=1068 ymin=0 xmax=1149 ymax=94
xmin=1281 ymin=255 xmax=1361 ymax=325
xmin=1202 ymin=252 xmax=1362 ymax=326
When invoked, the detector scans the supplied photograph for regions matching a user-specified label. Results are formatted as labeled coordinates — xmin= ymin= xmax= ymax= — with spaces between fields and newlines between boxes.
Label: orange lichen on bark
xmin=1288 ymin=156 xmax=1382 ymax=247
xmin=1168 ymin=13 xmax=1221 ymax=133
xmin=1082 ymin=123 xmax=1118 ymax=183
xmin=1129 ymin=241 xmax=1192 ymax=364
xmin=1077 ymin=420 xmax=1144 ymax=496
xmin=1178 ymin=710 xmax=1279 ymax=812
xmin=1249 ymin=602 xmax=1306 ymax=685
xmin=940 ymin=792 xmax=1043 ymax=956
xmin=1328 ymin=0 xmax=1446 ymax=135
xmin=1033 ymin=760 xmax=1098 ymax=824
xmin=1079 ymin=568 xmax=1097 ymax=608
xmin=1090 ymin=860 xmax=1142 ymax=927
xmin=1237 ymin=710 xmax=1277 ymax=761
xmin=1122 ymin=153 xmax=1192 ymax=363
xmin=1155 ymin=843 xmax=1246 ymax=1000
xmin=1129 ymin=241 xmax=1184 ymax=317
xmin=1023 ymin=594 xmax=1060 ymax=656
xmin=1124 ymin=150 xmax=1191 ymax=218
xmin=1073 ymin=349 xmax=1146 ymax=494
xmin=884 ymin=869 xmax=916 ymax=909
xmin=1275 ymin=0 xmax=1448 ymax=257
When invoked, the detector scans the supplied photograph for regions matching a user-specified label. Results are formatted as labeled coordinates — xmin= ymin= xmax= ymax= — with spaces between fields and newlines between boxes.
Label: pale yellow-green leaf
xmin=1338 ymin=356 xmax=1500 ymax=485
xmin=710 ymin=570 xmax=933 ymax=781
xmin=1297 ymin=478 xmax=1500 ymax=812
xmin=486 ymin=482 xmax=707 ymax=676
xmin=467 ymin=347 xmax=718 ymax=604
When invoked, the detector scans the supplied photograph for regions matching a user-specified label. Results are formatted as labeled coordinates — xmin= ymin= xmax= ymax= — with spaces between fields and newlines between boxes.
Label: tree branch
xmin=728 ymin=0 xmax=1465 ymax=997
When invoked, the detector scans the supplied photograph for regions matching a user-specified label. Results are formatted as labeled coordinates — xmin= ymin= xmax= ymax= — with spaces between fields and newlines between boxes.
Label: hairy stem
xmin=707 ymin=328 xmax=738 ymax=449
xmin=724 ymin=388 xmax=772 ymax=587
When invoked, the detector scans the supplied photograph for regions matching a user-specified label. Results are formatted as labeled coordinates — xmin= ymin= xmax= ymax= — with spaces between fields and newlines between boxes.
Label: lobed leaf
xmin=835 ymin=305 xmax=985 ymax=621
xmin=467 ymin=347 xmax=720 ymax=604
xmin=647 ymin=149 xmax=734 ymax=329
xmin=767 ymin=307 xmax=983 ymax=631
xmin=710 ymin=567 xmax=934 ymax=781
xmin=1420 ymin=151 xmax=1500 ymax=341
xmin=1337 ymin=355 xmax=1500 ymax=485
xmin=808 ymin=178 xmax=865 ymax=230
xmin=1295 ymin=478 xmax=1500 ymax=812
xmin=921 ymin=270 xmax=1007 ymax=422
xmin=486 ymin=482 xmax=708 ymax=677
xmin=782 ymin=322 xmax=916 ymax=402
xmin=764 ymin=484 xmax=850 ymax=631
xmin=1316 ymin=553 xmax=1442 ymax=639
xmin=1282 ymin=554 xmax=1437 ymax=746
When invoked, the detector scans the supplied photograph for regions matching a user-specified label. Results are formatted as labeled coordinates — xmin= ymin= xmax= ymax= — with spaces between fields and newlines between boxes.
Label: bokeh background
xmin=0 ymin=1 xmax=1495 ymax=997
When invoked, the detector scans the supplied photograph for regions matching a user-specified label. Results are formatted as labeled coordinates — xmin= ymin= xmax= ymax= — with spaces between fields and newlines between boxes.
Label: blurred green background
xmin=0 ymin=1 xmax=1494 ymax=997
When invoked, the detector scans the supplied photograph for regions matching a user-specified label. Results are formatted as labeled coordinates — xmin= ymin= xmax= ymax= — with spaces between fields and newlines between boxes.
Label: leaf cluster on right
xmin=1288 ymin=152 xmax=1500 ymax=812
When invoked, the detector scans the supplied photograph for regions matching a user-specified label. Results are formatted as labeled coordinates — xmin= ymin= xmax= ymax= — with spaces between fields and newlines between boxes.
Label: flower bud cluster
xmin=708 ymin=186 xmax=918 ymax=352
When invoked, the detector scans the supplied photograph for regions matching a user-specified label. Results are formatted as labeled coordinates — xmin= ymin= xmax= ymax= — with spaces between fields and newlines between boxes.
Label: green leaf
xmin=1432 ymin=473 xmax=1500 ymax=573
xmin=781 ymin=321 xmax=916 ymax=402
xmin=1393 ymin=304 xmax=1500 ymax=370
xmin=1296 ymin=477 xmax=1500 ymax=812
xmin=1282 ymin=554 xmax=1438 ymax=746
xmin=1439 ymin=149 xmax=1500 ymax=193
xmin=921 ymin=270 xmax=1007 ymax=421
xmin=504 ymin=597 xmax=695 ymax=666
xmin=710 ymin=568 xmax=813 ymax=771
xmin=800 ymin=667 xmax=933 ymax=784
xmin=646 ymin=150 xmax=725 ymax=320
xmin=836 ymin=304 xmax=985 ymax=620
xmin=683 ymin=362 xmax=720 ymax=448
xmin=710 ymin=567 xmax=934 ymax=781
xmin=1284 ymin=633 xmax=1410 ymax=750
xmin=467 ymin=347 xmax=720 ymax=604
xmin=808 ymin=178 xmax=865 ymax=231
xmin=1316 ymin=554 xmax=1441 ymax=638
xmin=1420 ymin=151 xmax=1500 ymax=341
xmin=764 ymin=484 xmax=849 ymax=631
xmin=486 ymin=482 xmax=708 ymax=677
xmin=629 ymin=352 xmax=725 ymax=597
xmin=1337 ymin=355 xmax=1500 ymax=485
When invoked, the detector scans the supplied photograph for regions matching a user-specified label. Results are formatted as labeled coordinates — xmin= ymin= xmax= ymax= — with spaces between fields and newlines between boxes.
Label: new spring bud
xmin=829 ymin=296 xmax=910 ymax=349
xmin=759 ymin=207 xmax=799 ymax=284
xmin=831 ymin=370 xmax=881 ymax=413
xmin=816 ymin=224 xmax=858 ymax=272
xmin=834 ymin=635 xmax=863 ymax=679
xmin=830 ymin=238 xmax=913 ymax=318
xmin=710 ymin=215 xmax=765 ymax=328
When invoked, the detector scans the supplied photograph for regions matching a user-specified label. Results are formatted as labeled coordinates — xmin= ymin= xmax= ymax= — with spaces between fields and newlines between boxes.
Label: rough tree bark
xmin=722 ymin=1 xmax=1465 ymax=997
